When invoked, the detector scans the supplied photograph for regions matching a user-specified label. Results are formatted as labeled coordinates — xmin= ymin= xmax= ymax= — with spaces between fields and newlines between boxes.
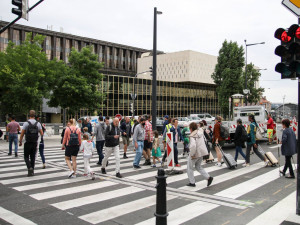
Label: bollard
xmin=155 ymin=168 xmax=168 ymax=225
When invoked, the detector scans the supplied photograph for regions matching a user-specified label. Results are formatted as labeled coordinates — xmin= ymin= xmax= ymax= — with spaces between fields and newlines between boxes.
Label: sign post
xmin=166 ymin=132 xmax=174 ymax=170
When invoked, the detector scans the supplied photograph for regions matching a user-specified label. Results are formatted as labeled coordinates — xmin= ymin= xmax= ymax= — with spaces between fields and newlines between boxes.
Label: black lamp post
xmin=152 ymin=7 xmax=162 ymax=131
xmin=244 ymin=40 xmax=265 ymax=105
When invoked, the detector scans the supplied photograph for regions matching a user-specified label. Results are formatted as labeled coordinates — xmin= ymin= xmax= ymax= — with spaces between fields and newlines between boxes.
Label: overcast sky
xmin=1 ymin=0 xmax=299 ymax=104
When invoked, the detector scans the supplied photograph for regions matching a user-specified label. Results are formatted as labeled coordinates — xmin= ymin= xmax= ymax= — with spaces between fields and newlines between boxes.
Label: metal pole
xmin=283 ymin=95 xmax=285 ymax=118
xmin=244 ymin=40 xmax=248 ymax=106
xmin=155 ymin=168 xmax=168 ymax=225
xmin=297 ymin=78 xmax=300 ymax=215
xmin=133 ymin=76 xmax=136 ymax=118
xmin=63 ymin=108 xmax=66 ymax=127
xmin=152 ymin=7 xmax=157 ymax=131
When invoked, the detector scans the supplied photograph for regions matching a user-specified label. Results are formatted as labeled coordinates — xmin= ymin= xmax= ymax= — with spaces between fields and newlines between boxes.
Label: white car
xmin=187 ymin=116 xmax=201 ymax=124
xmin=190 ymin=113 xmax=215 ymax=122
xmin=177 ymin=117 xmax=190 ymax=128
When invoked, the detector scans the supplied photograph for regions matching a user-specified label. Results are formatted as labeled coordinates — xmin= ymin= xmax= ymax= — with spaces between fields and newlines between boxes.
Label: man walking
xmin=133 ymin=118 xmax=146 ymax=168
xmin=120 ymin=116 xmax=131 ymax=159
xmin=19 ymin=110 xmax=43 ymax=176
xmin=267 ymin=114 xmax=274 ymax=145
xmin=101 ymin=118 xmax=123 ymax=178
xmin=143 ymin=115 xmax=153 ymax=166
xmin=169 ymin=118 xmax=184 ymax=167
xmin=93 ymin=116 xmax=106 ymax=165
xmin=7 ymin=115 xmax=20 ymax=157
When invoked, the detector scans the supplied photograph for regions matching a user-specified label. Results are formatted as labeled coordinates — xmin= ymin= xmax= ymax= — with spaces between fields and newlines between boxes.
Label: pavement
xmin=0 ymin=134 xmax=299 ymax=224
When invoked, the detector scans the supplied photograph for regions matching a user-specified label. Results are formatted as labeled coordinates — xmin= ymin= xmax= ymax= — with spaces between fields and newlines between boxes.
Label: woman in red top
xmin=62 ymin=119 xmax=81 ymax=178
xmin=212 ymin=116 xmax=225 ymax=166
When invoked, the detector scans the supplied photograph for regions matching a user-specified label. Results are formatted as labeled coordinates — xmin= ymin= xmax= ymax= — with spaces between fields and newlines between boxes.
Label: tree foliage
xmin=242 ymin=63 xmax=265 ymax=104
xmin=212 ymin=40 xmax=245 ymax=117
xmin=0 ymin=34 xmax=56 ymax=116
xmin=48 ymin=46 xmax=105 ymax=114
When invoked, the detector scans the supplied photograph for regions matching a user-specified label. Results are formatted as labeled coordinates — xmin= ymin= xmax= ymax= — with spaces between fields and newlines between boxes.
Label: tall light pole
xmin=244 ymin=40 xmax=265 ymax=105
xmin=152 ymin=7 xmax=162 ymax=131
xmin=132 ymin=71 xmax=151 ymax=118
xmin=283 ymin=95 xmax=286 ymax=118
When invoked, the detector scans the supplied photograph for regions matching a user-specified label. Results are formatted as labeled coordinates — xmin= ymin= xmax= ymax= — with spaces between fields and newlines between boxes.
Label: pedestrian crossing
xmin=0 ymin=145 xmax=296 ymax=225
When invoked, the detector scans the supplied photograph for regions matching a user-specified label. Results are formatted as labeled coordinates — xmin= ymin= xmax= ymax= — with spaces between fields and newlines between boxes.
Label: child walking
xmin=151 ymin=131 xmax=162 ymax=167
xmin=80 ymin=134 xmax=95 ymax=180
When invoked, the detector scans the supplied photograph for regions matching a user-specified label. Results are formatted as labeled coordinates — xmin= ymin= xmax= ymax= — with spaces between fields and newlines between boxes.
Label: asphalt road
xmin=0 ymin=131 xmax=299 ymax=225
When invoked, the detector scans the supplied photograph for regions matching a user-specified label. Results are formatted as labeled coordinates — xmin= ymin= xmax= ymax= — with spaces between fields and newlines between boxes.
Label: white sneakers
xmin=68 ymin=171 xmax=74 ymax=178
xmin=215 ymin=162 xmax=222 ymax=167
xmin=242 ymin=163 xmax=250 ymax=167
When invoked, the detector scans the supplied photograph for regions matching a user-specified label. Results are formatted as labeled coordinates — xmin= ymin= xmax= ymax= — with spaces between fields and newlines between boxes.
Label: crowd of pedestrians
xmin=3 ymin=110 xmax=297 ymax=185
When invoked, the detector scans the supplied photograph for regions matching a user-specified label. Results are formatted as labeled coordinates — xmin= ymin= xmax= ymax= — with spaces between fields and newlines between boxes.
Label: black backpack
xmin=241 ymin=126 xmax=248 ymax=142
xmin=220 ymin=123 xmax=229 ymax=139
xmin=68 ymin=127 xmax=79 ymax=146
xmin=26 ymin=121 xmax=39 ymax=143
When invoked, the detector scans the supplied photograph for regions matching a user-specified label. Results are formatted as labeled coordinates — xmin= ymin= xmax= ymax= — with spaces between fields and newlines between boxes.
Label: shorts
xmin=144 ymin=140 xmax=153 ymax=151
xmin=267 ymin=129 xmax=273 ymax=139
xmin=65 ymin=145 xmax=80 ymax=157
xmin=122 ymin=136 xmax=130 ymax=146
xmin=212 ymin=140 xmax=225 ymax=148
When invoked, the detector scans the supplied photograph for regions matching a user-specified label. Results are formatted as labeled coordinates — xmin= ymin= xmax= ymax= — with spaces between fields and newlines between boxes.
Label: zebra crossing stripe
xmin=216 ymin=165 xmax=286 ymax=199
xmin=135 ymin=201 xmax=218 ymax=225
xmin=1 ymin=171 xmax=72 ymax=185
xmin=0 ymin=165 xmax=28 ymax=172
xmin=52 ymin=186 xmax=145 ymax=210
xmin=0 ymin=206 xmax=37 ymax=225
xmin=78 ymin=195 xmax=177 ymax=224
xmin=13 ymin=177 xmax=87 ymax=191
xmin=30 ymin=181 xmax=116 ymax=200
xmin=0 ymin=167 xmax=60 ymax=179
xmin=246 ymin=191 xmax=296 ymax=225
xmin=179 ymin=162 xmax=265 ymax=191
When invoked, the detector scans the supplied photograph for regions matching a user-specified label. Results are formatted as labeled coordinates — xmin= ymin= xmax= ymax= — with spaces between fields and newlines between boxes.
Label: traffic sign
xmin=115 ymin=114 xmax=122 ymax=121
xmin=282 ymin=0 xmax=300 ymax=17
xmin=243 ymin=89 xmax=250 ymax=95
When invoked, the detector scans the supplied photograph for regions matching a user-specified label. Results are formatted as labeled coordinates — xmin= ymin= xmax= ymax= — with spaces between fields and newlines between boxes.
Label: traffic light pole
xmin=152 ymin=7 xmax=158 ymax=131
xmin=0 ymin=0 xmax=44 ymax=34
xmin=296 ymin=17 xmax=300 ymax=216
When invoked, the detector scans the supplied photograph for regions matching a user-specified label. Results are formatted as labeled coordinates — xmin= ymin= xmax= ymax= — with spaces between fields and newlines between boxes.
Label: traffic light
xmin=130 ymin=103 xmax=134 ymax=113
xmin=274 ymin=24 xmax=300 ymax=79
xmin=12 ymin=0 xmax=28 ymax=20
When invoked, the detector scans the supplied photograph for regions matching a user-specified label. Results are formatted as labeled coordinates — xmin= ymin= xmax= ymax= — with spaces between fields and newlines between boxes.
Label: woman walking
xmin=244 ymin=115 xmax=268 ymax=167
xmin=62 ymin=119 xmax=81 ymax=178
xmin=212 ymin=116 xmax=225 ymax=166
xmin=234 ymin=119 xmax=246 ymax=162
xmin=280 ymin=119 xmax=297 ymax=179
xmin=186 ymin=122 xmax=213 ymax=187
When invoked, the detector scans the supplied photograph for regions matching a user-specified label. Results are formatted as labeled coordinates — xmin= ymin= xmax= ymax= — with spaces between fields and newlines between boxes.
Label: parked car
xmin=190 ymin=113 xmax=215 ymax=122
xmin=177 ymin=117 xmax=190 ymax=128
xmin=187 ymin=116 xmax=201 ymax=124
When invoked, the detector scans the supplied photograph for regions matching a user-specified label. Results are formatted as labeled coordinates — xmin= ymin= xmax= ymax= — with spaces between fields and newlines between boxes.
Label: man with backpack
xmin=19 ymin=110 xmax=43 ymax=177
xmin=234 ymin=119 xmax=247 ymax=162
xmin=101 ymin=118 xmax=123 ymax=178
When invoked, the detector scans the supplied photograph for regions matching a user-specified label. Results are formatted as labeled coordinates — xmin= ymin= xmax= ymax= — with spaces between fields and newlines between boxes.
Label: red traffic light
xmin=288 ymin=24 xmax=300 ymax=39
xmin=275 ymin=28 xmax=291 ymax=42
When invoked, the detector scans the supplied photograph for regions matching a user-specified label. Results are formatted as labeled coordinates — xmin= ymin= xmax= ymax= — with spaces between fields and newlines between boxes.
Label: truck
xmin=206 ymin=106 xmax=269 ymax=143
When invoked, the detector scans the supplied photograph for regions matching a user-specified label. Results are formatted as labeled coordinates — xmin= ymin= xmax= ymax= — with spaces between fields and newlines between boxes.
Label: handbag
xmin=255 ymin=126 xmax=263 ymax=140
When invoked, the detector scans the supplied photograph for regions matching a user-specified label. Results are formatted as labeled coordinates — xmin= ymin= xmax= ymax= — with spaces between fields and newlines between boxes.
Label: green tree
xmin=212 ymin=40 xmax=245 ymax=117
xmin=0 ymin=33 xmax=56 ymax=116
xmin=48 ymin=46 xmax=105 ymax=114
xmin=243 ymin=63 xmax=265 ymax=104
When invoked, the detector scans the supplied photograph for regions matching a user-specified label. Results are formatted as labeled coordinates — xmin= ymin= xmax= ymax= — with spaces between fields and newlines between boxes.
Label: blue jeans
xmin=174 ymin=143 xmax=179 ymax=164
xmin=9 ymin=133 xmax=18 ymax=154
xmin=133 ymin=141 xmax=144 ymax=166
xmin=96 ymin=140 xmax=105 ymax=164
xmin=235 ymin=145 xmax=246 ymax=161
xmin=39 ymin=142 xmax=45 ymax=164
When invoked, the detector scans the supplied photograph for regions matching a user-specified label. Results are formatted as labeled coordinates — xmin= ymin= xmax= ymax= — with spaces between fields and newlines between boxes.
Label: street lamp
xmin=244 ymin=40 xmax=265 ymax=105
xmin=152 ymin=7 xmax=162 ymax=131
xmin=132 ymin=71 xmax=151 ymax=118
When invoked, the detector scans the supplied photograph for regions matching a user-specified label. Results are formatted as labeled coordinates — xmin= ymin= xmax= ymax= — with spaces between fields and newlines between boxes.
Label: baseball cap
xmin=164 ymin=115 xmax=169 ymax=119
